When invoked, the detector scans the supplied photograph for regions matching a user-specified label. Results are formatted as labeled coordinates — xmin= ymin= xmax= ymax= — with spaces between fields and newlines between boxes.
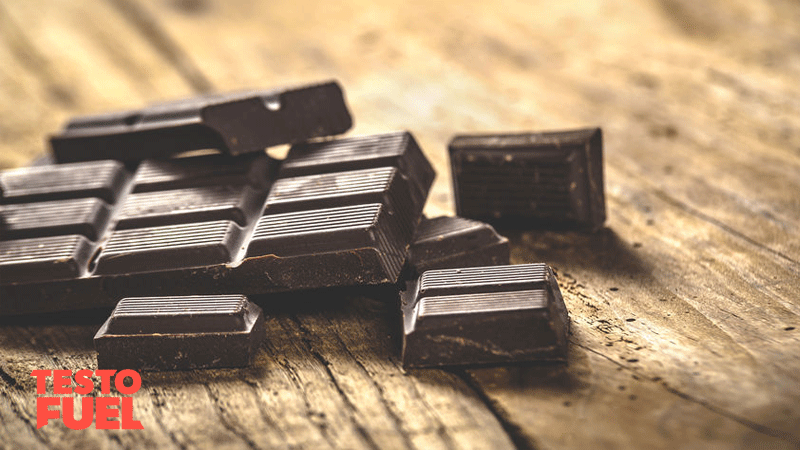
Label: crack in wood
xmin=268 ymin=329 xmax=338 ymax=448
xmin=289 ymin=315 xmax=383 ymax=450
xmin=320 ymin=316 xmax=419 ymax=450
xmin=149 ymin=388 xmax=190 ymax=450
xmin=203 ymin=383 xmax=261 ymax=450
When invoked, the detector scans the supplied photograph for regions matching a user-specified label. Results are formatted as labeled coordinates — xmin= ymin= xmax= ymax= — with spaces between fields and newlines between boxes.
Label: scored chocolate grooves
xmin=0 ymin=132 xmax=432 ymax=316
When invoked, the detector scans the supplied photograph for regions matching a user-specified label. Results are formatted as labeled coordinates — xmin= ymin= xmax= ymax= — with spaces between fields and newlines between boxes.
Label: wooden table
xmin=1 ymin=0 xmax=799 ymax=448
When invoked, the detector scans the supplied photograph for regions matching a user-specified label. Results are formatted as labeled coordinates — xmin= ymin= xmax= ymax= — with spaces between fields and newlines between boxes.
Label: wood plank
xmin=1 ymin=0 xmax=799 ymax=448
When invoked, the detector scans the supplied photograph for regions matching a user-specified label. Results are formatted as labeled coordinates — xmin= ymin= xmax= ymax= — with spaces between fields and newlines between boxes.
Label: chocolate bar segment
xmin=51 ymin=80 xmax=352 ymax=162
xmin=0 ymin=197 xmax=112 ymax=241
xmin=0 ymin=235 xmax=96 ymax=283
xmin=94 ymin=220 xmax=245 ymax=275
xmin=94 ymin=294 xmax=264 ymax=370
xmin=264 ymin=167 xmax=418 ymax=242
xmin=401 ymin=263 xmax=569 ymax=368
xmin=132 ymin=153 xmax=272 ymax=193
xmin=449 ymin=128 xmax=605 ymax=231
xmin=280 ymin=131 xmax=434 ymax=207
xmin=407 ymin=216 xmax=510 ymax=275
xmin=0 ymin=160 xmax=127 ymax=204
xmin=246 ymin=203 xmax=407 ymax=285
xmin=116 ymin=185 xmax=265 ymax=229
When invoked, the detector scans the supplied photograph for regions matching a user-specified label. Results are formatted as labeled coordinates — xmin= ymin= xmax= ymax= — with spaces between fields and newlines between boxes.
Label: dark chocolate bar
xmin=51 ymin=80 xmax=352 ymax=162
xmin=401 ymin=263 xmax=569 ymax=368
xmin=0 ymin=132 xmax=433 ymax=316
xmin=94 ymin=294 xmax=264 ymax=370
xmin=449 ymin=128 xmax=605 ymax=231
xmin=407 ymin=216 xmax=510 ymax=275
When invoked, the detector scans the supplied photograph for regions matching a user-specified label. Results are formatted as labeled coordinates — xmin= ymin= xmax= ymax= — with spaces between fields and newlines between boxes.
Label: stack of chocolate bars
xmin=0 ymin=80 xmax=604 ymax=371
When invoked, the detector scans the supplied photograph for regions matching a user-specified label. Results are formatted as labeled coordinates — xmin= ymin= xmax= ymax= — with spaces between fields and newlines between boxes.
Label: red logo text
xmin=30 ymin=369 xmax=144 ymax=430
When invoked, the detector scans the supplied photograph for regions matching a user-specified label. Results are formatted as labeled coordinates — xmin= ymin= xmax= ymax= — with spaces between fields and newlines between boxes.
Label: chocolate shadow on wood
xmin=505 ymin=227 xmax=652 ymax=279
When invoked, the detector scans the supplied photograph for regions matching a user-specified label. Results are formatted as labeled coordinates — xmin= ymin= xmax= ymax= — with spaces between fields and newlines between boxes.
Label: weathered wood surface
xmin=1 ymin=0 xmax=799 ymax=449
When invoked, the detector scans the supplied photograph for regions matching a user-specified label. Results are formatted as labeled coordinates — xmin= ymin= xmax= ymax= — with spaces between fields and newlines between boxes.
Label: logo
xmin=30 ymin=369 xmax=144 ymax=430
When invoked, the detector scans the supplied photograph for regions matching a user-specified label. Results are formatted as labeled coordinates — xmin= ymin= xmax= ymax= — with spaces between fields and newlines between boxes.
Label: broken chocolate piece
xmin=94 ymin=294 xmax=264 ymax=370
xmin=407 ymin=216 xmax=510 ymax=275
xmin=401 ymin=263 xmax=569 ymax=368
xmin=51 ymin=80 xmax=352 ymax=162
xmin=449 ymin=128 xmax=605 ymax=231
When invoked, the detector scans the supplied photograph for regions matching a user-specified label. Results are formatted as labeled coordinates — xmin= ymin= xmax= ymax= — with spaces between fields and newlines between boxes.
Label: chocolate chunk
xmin=449 ymin=128 xmax=605 ymax=231
xmin=116 ymin=185 xmax=266 ymax=229
xmin=407 ymin=216 xmax=510 ymax=275
xmin=401 ymin=263 xmax=569 ymax=368
xmin=0 ymin=160 xmax=128 ymax=204
xmin=51 ymin=81 xmax=352 ymax=162
xmin=0 ymin=235 xmax=96 ymax=283
xmin=280 ymin=131 xmax=435 ymax=207
xmin=94 ymin=294 xmax=264 ymax=370
xmin=94 ymin=220 xmax=246 ymax=275
xmin=0 ymin=197 xmax=112 ymax=241
xmin=132 ymin=153 xmax=273 ymax=193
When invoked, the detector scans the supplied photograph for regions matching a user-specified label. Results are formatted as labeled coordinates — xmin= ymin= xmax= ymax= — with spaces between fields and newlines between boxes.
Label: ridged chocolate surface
xmin=1 ymin=129 xmax=431 ymax=315
xmin=282 ymin=132 xmax=408 ymax=170
xmin=108 ymin=294 xmax=248 ymax=334
xmin=419 ymin=263 xmax=548 ymax=296
xmin=51 ymin=80 xmax=352 ymax=162
xmin=281 ymin=131 xmax=434 ymax=205
xmin=133 ymin=153 xmax=270 ymax=192
xmin=248 ymin=203 xmax=406 ymax=279
xmin=0 ymin=235 xmax=94 ymax=282
xmin=449 ymin=128 xmax=605 ymax=230
xmin=266 ymin=167 xmax=396 ymax=212
xmin=419 ymin=290 xmax=548 ymax=316
xmin=95 ymin=220 xmax=244 ymax=275
xmin=401 ymin=263 xmax=570 ymax=368
xmin=0 ymin=197 xmax=111 ymax=240
xmin=117 ymin=185 xmax=264 ymax=229
xmin=0 ymin=160 xmax=126 ymax=204
xmin=251 ymin=203 xmax=381 ymax=244
xmin=95 ymin=294 xmax=264 ymax=370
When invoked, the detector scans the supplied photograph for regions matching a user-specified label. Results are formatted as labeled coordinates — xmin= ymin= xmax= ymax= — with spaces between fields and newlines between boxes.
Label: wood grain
xmin=1 ymin=0 xmax=799 ymax=449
